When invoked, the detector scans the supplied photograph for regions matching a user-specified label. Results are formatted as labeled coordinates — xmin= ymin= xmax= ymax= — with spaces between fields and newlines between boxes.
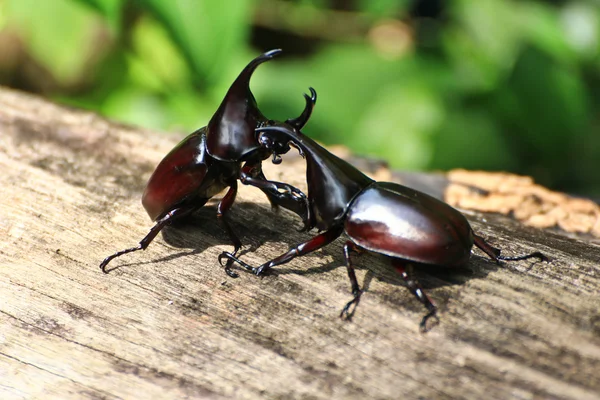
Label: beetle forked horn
xmin=286 ymin=87 xmax=317 ymax=130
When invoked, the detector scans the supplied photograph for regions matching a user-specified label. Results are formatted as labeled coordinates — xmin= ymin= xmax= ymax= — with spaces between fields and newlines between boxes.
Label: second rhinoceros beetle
xmin=220 ymin=122 xmax=548 ymax=332
xmin=100 ymin=50 xmax=314 ymax=274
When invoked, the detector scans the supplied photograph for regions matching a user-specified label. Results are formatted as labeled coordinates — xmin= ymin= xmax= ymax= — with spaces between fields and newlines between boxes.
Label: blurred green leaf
xmin=73 ymin=0 xmax=122 ymax=31
xmin=7 ymin=0 xmax=108 ymax=84
xmin=453 ymin=0 xmax=522 ymax=67
xmin=431 ymin=109 xmax=517 ymax=171
xmin=445 ymin=0 xmax=522 ymax=91
xmin=130 ymin=16 xmax=192 ymax=90
xmin=493 ymin=47 xmax=590 ymax=187
xmin=356 ymin=83 xmax=444 ymax=169
xmin=102 ymin=86 xmax=166 ymax=129
xmin=137 ymin=0 xmax=253 ymax=85
xmin=256 ymin=45 xmax=418 ymax=142
xmin=559 ymin=2 xmax=599 ymax=59
xmin=163 ymin=88 xmax=214 ymax=130
xmin=356 ymin=0 xmax=410 ymax=18
xmin=503 ymin=48 xmax=588 ymax=148
xmin=520 ymin=2 xmax=575 ymax=63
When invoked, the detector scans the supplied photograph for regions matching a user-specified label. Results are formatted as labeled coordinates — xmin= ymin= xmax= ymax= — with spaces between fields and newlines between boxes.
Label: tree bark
xmin=0 ymin=87 xmax=598 ymax=400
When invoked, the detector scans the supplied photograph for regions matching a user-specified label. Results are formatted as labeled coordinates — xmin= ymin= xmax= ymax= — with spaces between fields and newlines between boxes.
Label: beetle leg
xmin=218 ymin=252 xmax=257 ymax=274
xmin=393 ymin=262 xmax=439 ymax=333
xmin=99 ymin=207 xmax=192 ymax=274
xmin=217 ymin=182 xmax=243 ymax=278
xmin=340 ymin=241 xmax=363 ymax=321
xmin=240 ymin=163 xmax=311 ymax=230
xmin=473 ymin=234 xmax=548 ymax=264
xmin=219 ymin=225 xmax=344 ymax=276
xmin=240 ymin=164 xmax=306 ymax=200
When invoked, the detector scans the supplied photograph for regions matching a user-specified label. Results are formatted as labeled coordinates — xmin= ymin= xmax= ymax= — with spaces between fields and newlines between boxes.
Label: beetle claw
xmin=255 ymin=265 xmax=268 ymax=276
xmin=225 ymin=267 xmax=239 ymax=278
xmin=419 ymin=308 xmax=439 ymax=333
xmin=340 ymin=290 xmax=362 ymax=321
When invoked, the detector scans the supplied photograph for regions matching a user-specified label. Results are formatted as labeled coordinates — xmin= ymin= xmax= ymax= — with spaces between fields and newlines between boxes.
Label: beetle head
xmin=205 ymin=49 xmax=281 ymax=161
xmin=256 ymin=122 xmax=305 ymax=162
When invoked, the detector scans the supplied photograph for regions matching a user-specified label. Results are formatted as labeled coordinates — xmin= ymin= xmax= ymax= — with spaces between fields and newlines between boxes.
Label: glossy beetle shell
xmin=142 ymin=128 xmax=230 ymax=221
xmin=344 ymin=182 xmax=474 ymax=267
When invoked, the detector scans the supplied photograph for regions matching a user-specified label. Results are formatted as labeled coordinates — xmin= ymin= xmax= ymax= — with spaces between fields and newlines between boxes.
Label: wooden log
xmin=0 ymin=87 xmax=598 ymax=399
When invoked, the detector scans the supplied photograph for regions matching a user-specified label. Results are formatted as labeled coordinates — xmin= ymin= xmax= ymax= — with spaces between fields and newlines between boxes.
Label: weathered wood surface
xmin=0 ymin=87 xmax=599 ymax=400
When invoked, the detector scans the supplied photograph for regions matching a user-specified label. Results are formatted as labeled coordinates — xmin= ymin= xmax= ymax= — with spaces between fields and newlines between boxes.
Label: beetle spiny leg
xmin=395 ymin=262 xmax=439 ymax=333
xmin=340 ymin=241 xmax=363 ymax=321
xmin=100 ymin=245 xmax=142 ymax=273
xmin=473 ymin=234 xmax=549 ymax=264
xmin=99 ymin=208 xmax=184 ymax=274
xmin=218 ymin=252 xmax=259 ymax=274
xmin=497 ymin=251 xmax=549 ymax=263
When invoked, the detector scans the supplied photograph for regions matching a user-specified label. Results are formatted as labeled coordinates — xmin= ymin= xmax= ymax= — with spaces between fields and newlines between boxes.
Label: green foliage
xmin=137 ymin=0 xmax=252 ymax=85
xmin=75 ymin=0 xmax=123 ymax=30
xmin=6 ymin=0 xmax=105 ymax=84
xmin=1 ymin=0 xmax=599 ymax=196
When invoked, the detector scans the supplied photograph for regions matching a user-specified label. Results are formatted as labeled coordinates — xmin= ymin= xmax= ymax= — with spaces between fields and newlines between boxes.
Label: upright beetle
xmin=220 ymin=122 xmax=548 ymax=331
xmin=100 ymin=50 xmax=315 ymax=274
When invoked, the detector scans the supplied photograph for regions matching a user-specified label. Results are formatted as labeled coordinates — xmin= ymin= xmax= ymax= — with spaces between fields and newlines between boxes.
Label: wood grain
xmin=0 ymin=88 xmax=599 ymax=400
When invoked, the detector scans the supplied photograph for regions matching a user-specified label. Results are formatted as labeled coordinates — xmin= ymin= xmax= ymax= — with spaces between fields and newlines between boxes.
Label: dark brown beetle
xmin=220 ymin=122 xmax=548 ymax=331
xmin=100 ymin=50 xmax=315 ymax=274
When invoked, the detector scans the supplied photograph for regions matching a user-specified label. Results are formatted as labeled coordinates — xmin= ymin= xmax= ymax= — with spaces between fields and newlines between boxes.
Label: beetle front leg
xmin=217 ymin=182 xmax=243 ymax=277
xmin=393 ymin=262 xmax=439 ymax=333
xmin=240 ymin=163 xmax=311 ymax=230
xmin=218 ymin=252 xmax=259 ymax=274
xmin=240 ymin=163 xmax=306 ymax=200
xmin=219 ymin=225 xmax=344 ymax=277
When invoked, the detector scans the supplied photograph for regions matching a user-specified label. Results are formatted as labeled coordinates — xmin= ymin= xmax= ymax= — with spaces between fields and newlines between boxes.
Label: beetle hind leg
xmin=340 ymin=242 xmax=363 ymax=321
xmin=217 ymin=183 xmax=243 ymax=277
xmin=473 ymin=234 xmax=548 ymax=264
xmin=393 ymin=262 xmax=439 ymax=333
xmin=99 ymin=207 xmax=191 ymax=274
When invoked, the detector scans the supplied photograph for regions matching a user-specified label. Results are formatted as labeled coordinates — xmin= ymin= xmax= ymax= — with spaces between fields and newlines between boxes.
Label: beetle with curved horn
xmin=219 ymin=122 xmax=548 ymax=332
xmin=100 ymin=50 xmax=315 ymax=275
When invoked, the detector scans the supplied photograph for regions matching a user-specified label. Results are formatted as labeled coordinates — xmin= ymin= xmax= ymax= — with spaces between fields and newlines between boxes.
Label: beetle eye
xmin=258 ymin=133 xmax=273 ymax=148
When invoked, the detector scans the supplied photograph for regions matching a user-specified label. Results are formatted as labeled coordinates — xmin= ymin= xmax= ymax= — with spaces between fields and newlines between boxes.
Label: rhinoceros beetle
xmin=219 ymin=122 xmax=548 ymax=332
xmin=100 ymin=50 xmax=315 ymax=274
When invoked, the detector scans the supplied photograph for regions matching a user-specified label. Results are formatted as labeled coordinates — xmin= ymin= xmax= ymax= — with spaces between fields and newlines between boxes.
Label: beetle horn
xmin=216 ymin=48 xmax=282 ymax=116
xmin=286 ymin=87 xmax=317 ymax=130
xmin=205 ymin=49 xmax=282 ymax=160
xmin=224 ymin=49 xmax=282 ymax=102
